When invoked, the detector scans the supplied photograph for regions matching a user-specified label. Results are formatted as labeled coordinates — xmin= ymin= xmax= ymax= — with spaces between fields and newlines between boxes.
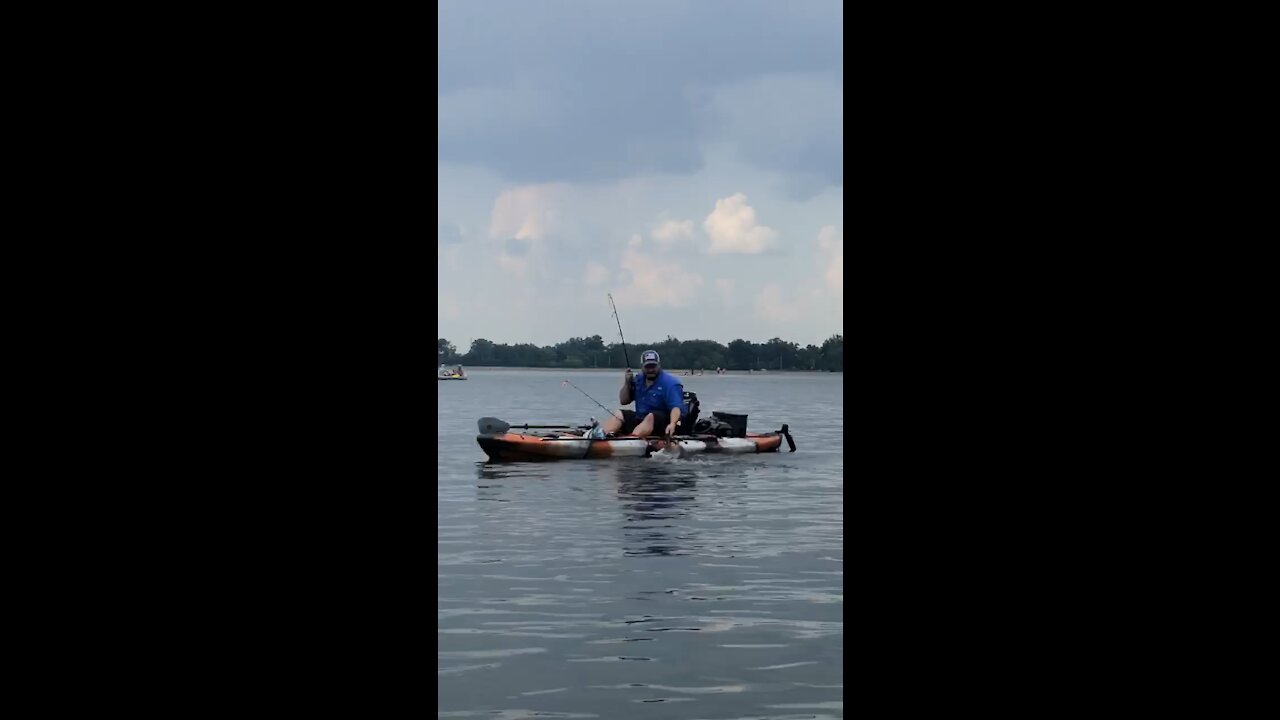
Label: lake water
xmin=438 ymin=368 xmax=844 ymax=719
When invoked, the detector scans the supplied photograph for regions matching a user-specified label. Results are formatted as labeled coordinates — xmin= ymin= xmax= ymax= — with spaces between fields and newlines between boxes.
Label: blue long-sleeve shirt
xmin=633 ymin=371 xmax=687 ymax=417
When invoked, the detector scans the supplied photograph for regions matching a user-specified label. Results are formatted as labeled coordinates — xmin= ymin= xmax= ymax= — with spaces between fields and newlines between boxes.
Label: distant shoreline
xmin=439 ymin=366 xmax=839 ymax=373
xmin=439 ymin=334 xmax=842 ymax=373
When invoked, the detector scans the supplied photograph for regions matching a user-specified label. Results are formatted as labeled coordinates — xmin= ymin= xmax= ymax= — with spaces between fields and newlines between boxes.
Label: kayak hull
xmin=476 ymin=430 xmax=785 ymax=462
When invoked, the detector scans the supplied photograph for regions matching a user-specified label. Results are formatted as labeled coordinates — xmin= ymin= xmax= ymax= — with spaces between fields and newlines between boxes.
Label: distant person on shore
xmin=597 ymin=349 xmax=686 ymax=439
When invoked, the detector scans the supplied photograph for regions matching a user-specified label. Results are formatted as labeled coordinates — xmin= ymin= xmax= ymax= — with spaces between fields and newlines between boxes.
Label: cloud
xmin=613 ymin=248 xmax=703 ymax=308
xmin=584 ymin=262 xmax=610 ymax=286
xmin=437 ymin=1 xmax=842 ymax=184
xmin=702 ymin=74 xmax=843 ymax=196
xmin=437 ymin=1 xmax=844 ymax=347
xmin=817 ymin=225 xmax=842 ymax=296
xmin=652 ymin=219 xmax=695 ymax=247
xmin=703 ymin=193 xmax=778 ymax=254
xmin=489 ymin=184 xmax=570 ymax=241
xmin=439 ymin=75 xmax=703 ymax=184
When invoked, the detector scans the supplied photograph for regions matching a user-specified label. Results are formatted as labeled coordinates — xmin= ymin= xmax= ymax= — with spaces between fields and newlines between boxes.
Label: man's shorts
xmin=617 ymin=409 xmax=671 ymax=436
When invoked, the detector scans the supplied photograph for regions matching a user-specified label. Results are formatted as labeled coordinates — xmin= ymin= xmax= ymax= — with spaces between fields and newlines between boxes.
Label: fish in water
xmin=658 ymin=437 xmax=683 ymax=459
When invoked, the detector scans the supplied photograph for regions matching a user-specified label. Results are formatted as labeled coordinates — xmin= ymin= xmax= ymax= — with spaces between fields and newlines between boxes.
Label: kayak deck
xmin=476 ymin=427 xmax=792 ymax=462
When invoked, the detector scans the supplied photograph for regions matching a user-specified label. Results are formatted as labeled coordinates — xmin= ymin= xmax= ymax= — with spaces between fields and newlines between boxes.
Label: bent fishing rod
xmin=562 ymin=380 xmax=624 ymax=422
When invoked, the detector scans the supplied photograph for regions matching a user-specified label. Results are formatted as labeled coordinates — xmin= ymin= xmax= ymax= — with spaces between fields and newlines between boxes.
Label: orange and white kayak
xmin=476 ymin=425 xmax=794 ymax=462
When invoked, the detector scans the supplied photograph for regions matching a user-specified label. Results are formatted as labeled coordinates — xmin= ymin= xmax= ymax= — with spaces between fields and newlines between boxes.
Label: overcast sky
xmin=438 ymin=0 xmax=843 ymax=348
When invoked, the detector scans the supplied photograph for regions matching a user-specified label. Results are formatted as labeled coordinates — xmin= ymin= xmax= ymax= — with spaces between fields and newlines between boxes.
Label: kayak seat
xmin=678 ymin=391 xmax=700 ymax=434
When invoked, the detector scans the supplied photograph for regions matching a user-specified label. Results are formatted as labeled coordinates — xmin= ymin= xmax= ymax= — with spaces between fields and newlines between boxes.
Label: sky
xmin=438 ymin=0 xmax=843 ymax=349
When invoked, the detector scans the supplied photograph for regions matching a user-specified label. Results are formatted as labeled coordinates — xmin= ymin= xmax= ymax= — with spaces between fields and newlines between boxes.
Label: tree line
xmin=438 ymin=334 xmax=843 ymax=372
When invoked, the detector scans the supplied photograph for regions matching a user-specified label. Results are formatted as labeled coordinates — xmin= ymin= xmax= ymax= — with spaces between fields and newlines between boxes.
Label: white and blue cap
xmin=641 ymin=349 xmax=660 ymax=367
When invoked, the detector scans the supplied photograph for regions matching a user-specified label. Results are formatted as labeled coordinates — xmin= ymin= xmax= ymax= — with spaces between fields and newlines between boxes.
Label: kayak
xmin=476 ymin=425 xmax=795 ymax=462
xmin=438 ymin=375 xmax=467 ymax=380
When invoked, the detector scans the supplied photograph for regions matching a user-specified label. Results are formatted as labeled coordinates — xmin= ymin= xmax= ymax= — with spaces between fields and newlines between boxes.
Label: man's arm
xmin=664 ymin=382 xmax=685 ymax=436
xmin=666 ymin=407 xmax=682 ymax=436
xmin=619 ymin=370 xmax=634 ymax=405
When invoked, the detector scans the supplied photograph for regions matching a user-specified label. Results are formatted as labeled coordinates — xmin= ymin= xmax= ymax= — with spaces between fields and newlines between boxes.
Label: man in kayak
xmin=599 ymin=349 xmax=686 ymax=438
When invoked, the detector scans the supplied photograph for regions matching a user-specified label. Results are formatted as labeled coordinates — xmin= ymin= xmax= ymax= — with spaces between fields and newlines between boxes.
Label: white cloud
xmin=489 ymin=183 xmax=570 ymax=241
xmin=629 ymin=233 xmax=644 ymax=247
xmin=817 ymin=225 xmax=842 ymax=296
xmin=613 ymin=248 xmax=703 ymax=308
xmin=652 ymin=219 xmax=694 ymax=247
xmin=703 ymin=193 xmax=778 ymax=254
xmin=584 ymin=262 xmax=610 ymax=286
xmin=438 ymin=146 xmax=844 ymax=348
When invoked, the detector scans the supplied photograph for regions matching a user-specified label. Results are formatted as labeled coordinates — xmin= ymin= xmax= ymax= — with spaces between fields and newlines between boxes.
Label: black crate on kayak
xmin=711 ymin=411 xmax=747 ymax=437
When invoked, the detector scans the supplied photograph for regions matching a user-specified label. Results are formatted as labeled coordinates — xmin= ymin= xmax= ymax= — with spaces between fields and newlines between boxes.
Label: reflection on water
xmin=614 ymin=464 xmax=697 ymax=558
xmin=475 ymin=461 xmax=700 ymax=557
xmin=475 ymin=462 xmax=552 ymax=483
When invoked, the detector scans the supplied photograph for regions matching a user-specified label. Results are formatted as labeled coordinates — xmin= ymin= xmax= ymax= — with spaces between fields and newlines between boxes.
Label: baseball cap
xmin=641 ymin=350 xmax=660 ymax=366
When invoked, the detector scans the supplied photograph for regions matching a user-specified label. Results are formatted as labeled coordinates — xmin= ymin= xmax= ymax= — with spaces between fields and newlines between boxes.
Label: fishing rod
xmin=478 ymin=417 xmax=590 ymax=435
xmin=562 ymin=380 xmax=623 ymax=422
xmin=608 ymin=293 xmax=630 ymax=368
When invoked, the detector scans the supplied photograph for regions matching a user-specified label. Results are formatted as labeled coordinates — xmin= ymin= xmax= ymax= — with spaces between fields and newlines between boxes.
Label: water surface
xmin=439 ymin=368 xmax=844 ymax=719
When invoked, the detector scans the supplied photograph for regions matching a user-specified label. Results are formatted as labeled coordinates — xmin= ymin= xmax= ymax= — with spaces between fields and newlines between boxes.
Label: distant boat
xmin=439 ymin=365 xmax=468 ymax=381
